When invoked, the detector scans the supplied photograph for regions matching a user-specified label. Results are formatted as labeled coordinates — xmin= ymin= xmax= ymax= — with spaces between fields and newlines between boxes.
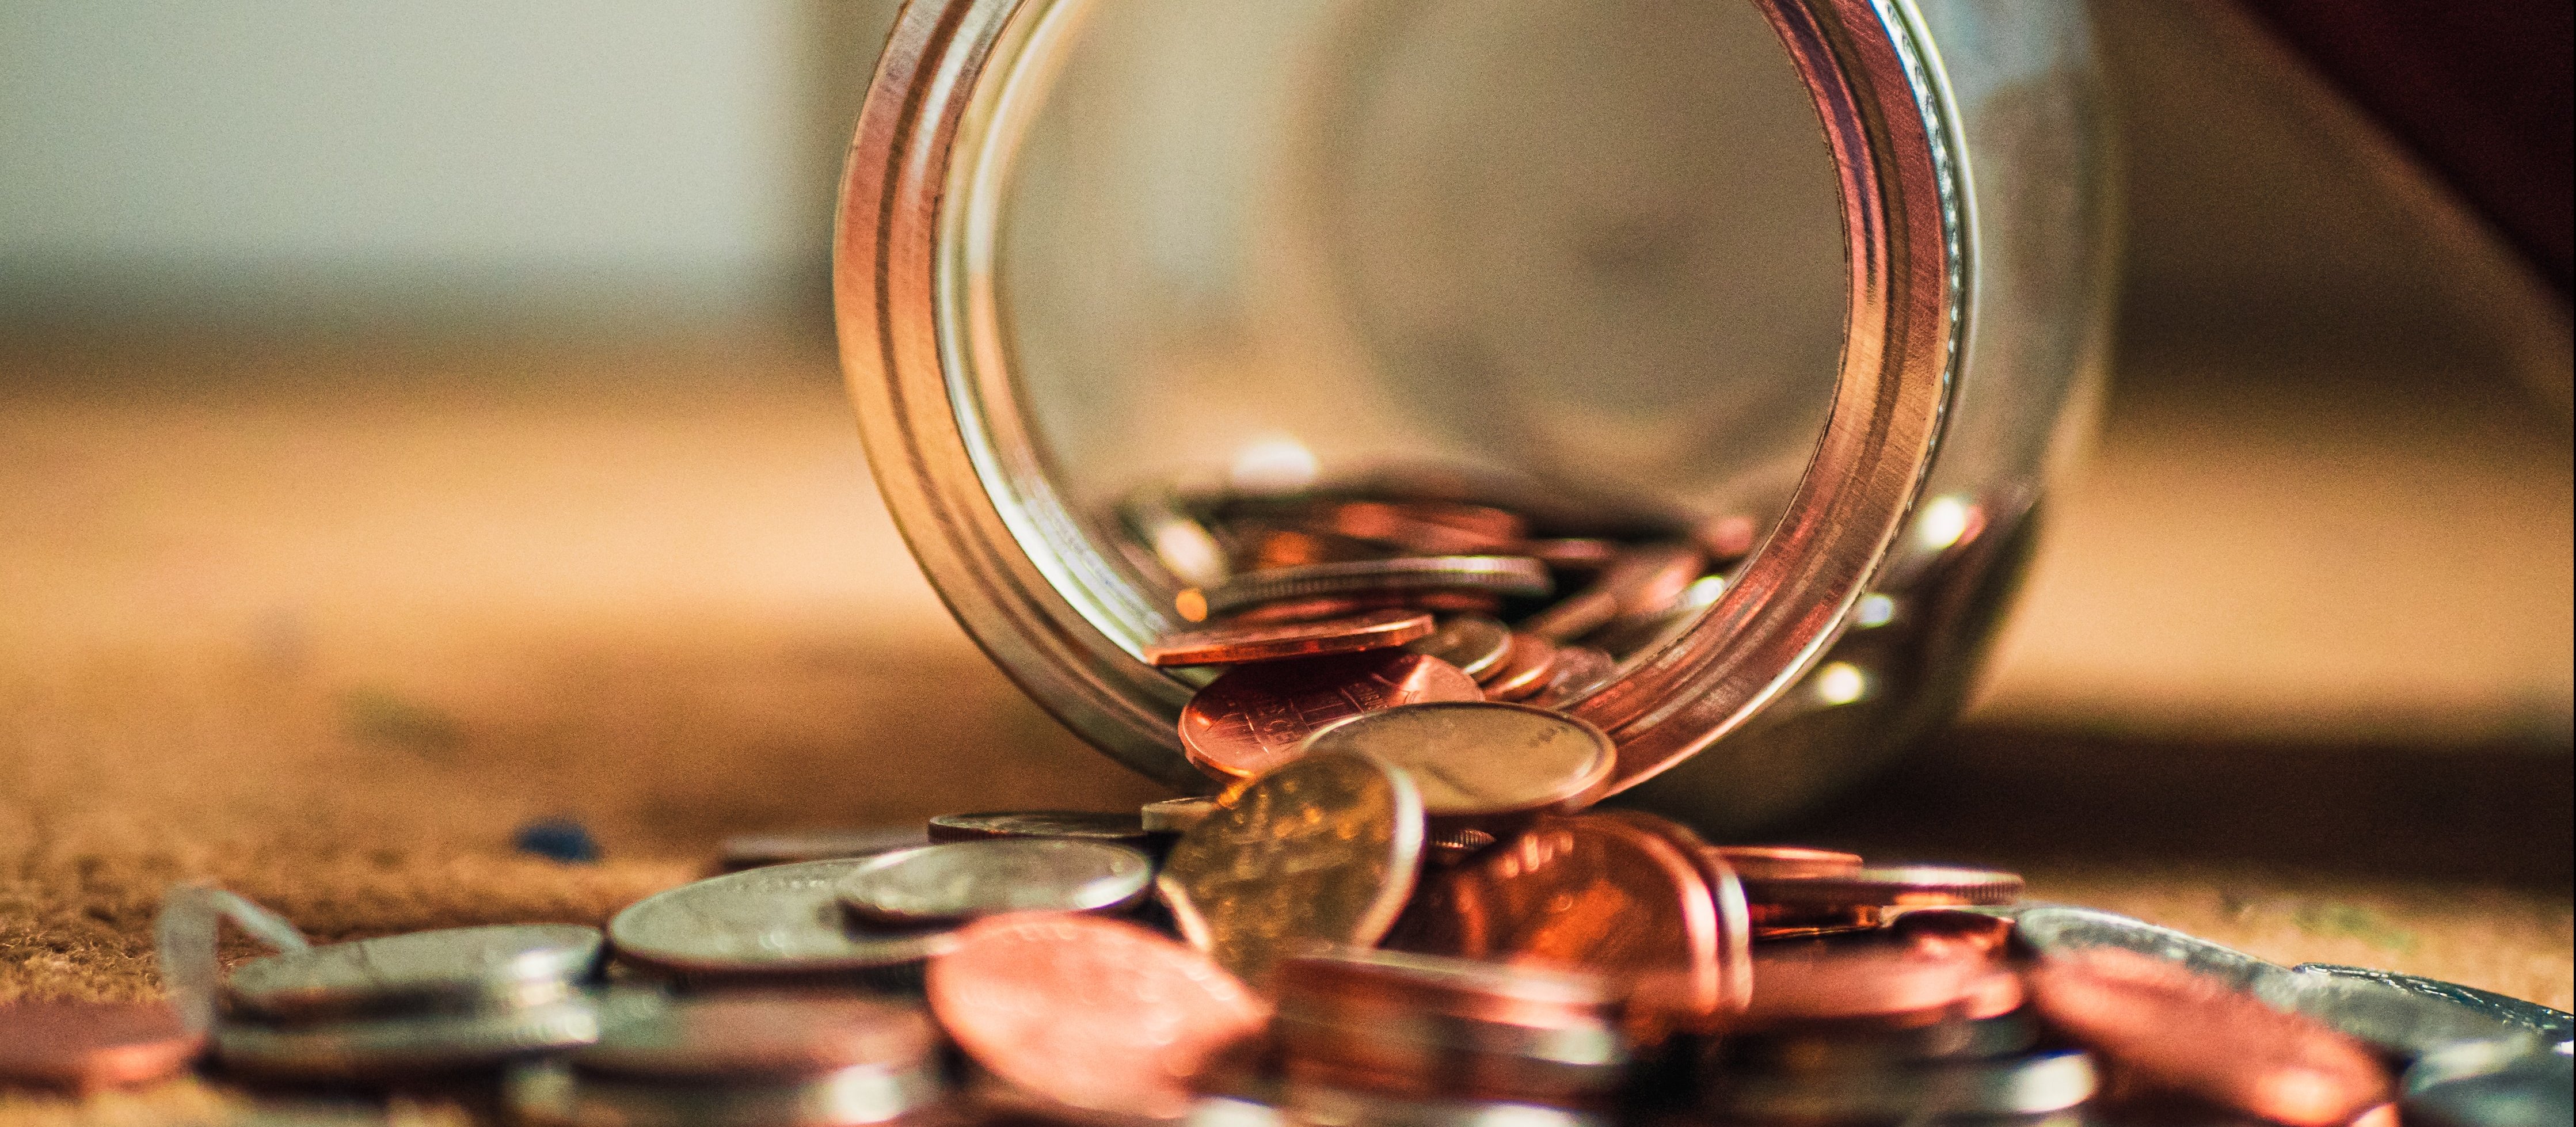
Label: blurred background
xmin=0 ymin=0 xmax=2568 ymax=1014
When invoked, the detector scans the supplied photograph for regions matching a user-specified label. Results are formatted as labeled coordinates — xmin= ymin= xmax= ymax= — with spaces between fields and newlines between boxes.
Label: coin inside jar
xmin=835 ymin=840 xmax=1152 ymax=925
xmin=1297 ymin=702 xmax=1613 ymax=818
xmin=1477 ymin=634 xmax=1559 ymax=702
xmin=1144 ymin=609 xmax=1436 ymax=667
xmin=1158 ymin=751 xmax=1426 ymax=987
xmin=224 ymin=923 xmax=603 ymax=1022
xmin=1525 ymin=645 xmax=1616 ymax=709
xmin=1178 ymin=650 xmax=1481 ymax=780
xmin=0 ymin=1000 xmax=202 ymax=1091
xmin=608 ymin=861 xmax=958 ymax=976
xmin=925 ymin=810 xmax=1153 ymax=846
xmin=928 ymin=913 xmax=1272 ymax=1121
xmin=1192 ymin=555 xmax=1552 ymax=618
xmin=1401 ymin=615 xmax=1513 ymax=680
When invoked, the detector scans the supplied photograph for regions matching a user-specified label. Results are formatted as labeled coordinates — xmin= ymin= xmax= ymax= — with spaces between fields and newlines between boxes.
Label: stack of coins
xmin=508 ymin=990 xmax=945 ymax=1126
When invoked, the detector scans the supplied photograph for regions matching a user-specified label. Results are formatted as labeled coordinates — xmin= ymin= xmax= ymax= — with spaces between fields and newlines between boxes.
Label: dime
xmin=926 ymin=810 xmax=1152 ymax=846
xmin=1159 ymin=752 xmax=1425 ymax=986
xmin=1178 ymin=651 xmax=1481 ymax=780
xmin=608 ymin=861 xmax=958 ymax=975
xmin=572 ymin=991 xmax=937 ymax=1082
xmin=835 ymin=840 xmax=1152 ymax=925
xmin=928 ymin=913 xmax=1271 ymax=1120
xmin=1740 ymin=865 xmax=2025 ymax=911
xmin=1144 ymin=610 xmax=1436 ymax=667
xmin=214 ymin=997 xmax=601 ymax=1079
xmin=721 ymin=826 xmax=928 ymax=871
xmin=1478 ymin=634 xmax=1559 ymax=702
xmin=225 ymin=923 xmax=602 ymax=1022
xmin=1709 ymin=845 xmax=1865 ymax=881
xmin=1525 ymin=645 xmax=1616 ymax=709
xmin=1193 ymin=556 xmax=1551 ymax=618
xmin=1298 ymin=702 xmax=1612 ymax=818
xmin=2025 ymin=947 xmax=2394 ymax=1126
xmin=1402 ymin=615 xmax=1513 ymax=680
xmin=1706 ymin=1048 xmax=2098 ymax=1120
xmin=1387 ymin=812 xmax=1734 ymax=1022
xmin=0 ymin=1000 xmax=201 ymax=1091
xmin=1143 ymin=795 xmax=1220 ymax=833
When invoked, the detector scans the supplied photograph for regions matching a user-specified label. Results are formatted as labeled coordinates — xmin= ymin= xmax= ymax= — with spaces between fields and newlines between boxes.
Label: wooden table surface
xmin=0 ymin=329 xmax=2565 ymax=1120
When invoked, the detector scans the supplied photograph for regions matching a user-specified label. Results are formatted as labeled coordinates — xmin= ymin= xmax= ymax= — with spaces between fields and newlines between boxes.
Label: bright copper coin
xmin=1740 ymin=865 xmax=2025 ymax=909
xmin=1402 ymin=615 xmax=1513 ymax=680
xmin=1298 ymin=702 xmax=1613 ymax=818
xmin=1526 ymin=645 xmax=1616 ymax=709
xmin=1738 ymin=941 xmax=2000 ymax=1026
xmin=0 ymin=1000 xmax=202 ymax=1091
xmin=2026 ymin=947 xmax=2394 ymax=1126
xmin=1601 ymin=810 xmax=1753 ymax=1023
xmin=1386 ymin=812 xmax=1732 ymax=1023
xmin=926 ymin=810 xmax=1152 ymax=846
xmin=1223 ymin=589 xmax=1504 ymax=625
xmin=927 ymin=913 xmax=1270 ymax=1121
xmin=1159 ymin=751 xmax=1425 ymax=987
xmin=1479 ymin=634 xmax=1559 ymax=701
xmin=1709 ymin=846 xmax=1865 ymax=881
xmin=1178 ymin=650 xmax=1481 ymax=780
xmin=1143 ymin=609 xmax=1434 ymax=667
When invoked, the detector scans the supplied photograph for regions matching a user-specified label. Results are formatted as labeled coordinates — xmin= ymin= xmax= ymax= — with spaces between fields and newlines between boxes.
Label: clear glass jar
xmin=835 ymin=0 xmax=2112 ymax=831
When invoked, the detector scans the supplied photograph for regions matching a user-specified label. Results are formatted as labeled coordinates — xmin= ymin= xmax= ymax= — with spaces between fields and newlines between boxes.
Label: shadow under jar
xmin=836 ymin=0 xmax=2113 ymax=832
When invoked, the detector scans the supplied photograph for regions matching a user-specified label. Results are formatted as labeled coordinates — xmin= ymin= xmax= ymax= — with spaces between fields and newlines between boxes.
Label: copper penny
xmin=1740 ymin=865 xmax=2025 ymax=910
xmin=1223 ymin=589 xmax=1504 ymax=625
xmin=0 ymin=1000 xmax=201 ymax=1091
xmin=1526 ymin=645 xmax=1616 ymax=709
xmin=1521 ymin=538 xmax=1622 ymax=572
xmin=1178 ymin=650 xmax=1481 ymax=780
xmin=1292 ymin=500 xmax=1525 ymax=555
xmin=1739 ymin=941 xmax=2000 ymax=1027
xmin=927 ymin=913 xmax=1270 ymax=1120
xmin=1402 ymin=615 xmax=1513 ymax=680
xmin=1298 ymin=702 xmax=1614 ymax=818
xmin=1480 ymin=634 xmax=1559 ymax=701
xmin=1387 ymin=812 xmax=1733 ymax=1023
xmin=1520 ymin=542 xmax=1704 ymax=643
xmin=1143 ymin=610 xmax=1434 ymax=667
xmin=1158 ymin=751 xmax=1425 ymax=987
xmin=1271 ymin=947 xmax=1625 ymax=1103
xmin=1603 ymin=810 xmax=1753 ymax=1024
xmin=1196 ymin=556 xmax=1551 ymax=618
xmin=573 ymin=990 xmax=937 ymax=1081
xmin=2026 ymin=947 xmax=2394 ymax=1126
xmin=1709 ymin=845 xmax=1865 ymax=881
xmin=926 ymin=810 xmax=1151 ymax=846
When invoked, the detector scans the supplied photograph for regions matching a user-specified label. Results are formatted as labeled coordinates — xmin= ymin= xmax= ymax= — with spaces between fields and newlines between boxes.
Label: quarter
xmin=608 ymin=861 xmax=958 ymax=975
xmin=835 ymin=840 xmax=1152 ymax=925
xmin=1297 ymin=702 xmax=1612 ymax=818
xmin=925 ymin=810 xmax=1152 ymax=845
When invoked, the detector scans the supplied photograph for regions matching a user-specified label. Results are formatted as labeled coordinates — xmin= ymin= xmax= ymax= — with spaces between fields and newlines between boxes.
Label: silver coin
xmin=926 ymin=810 xmax=1152 ymax=844
xmin=1402 ymin=615 xmax=1513 ymax=680
xmin=836 ymin=840 xmax=1152 ymax=926
xmin=1705 ymin=1048 xmax=2096 ymax=1120
xmin=212 ymin=997 xmax=600 ymax=1079
xmin=224 ymin=924 xmax=600 ymax=1022
xmin=1297 ymin=702 xmax=1614 ymax=818
xmin=574 ymin=988 xmax=936 ymax=1082
xmin=511 ymin=1057 xmax=943 ymax=1127
xmin=1201 ymin=557 xmax=1551 ymax=616
xmin=608 ymin=861 xmax=958 ymax=975
xmin=1141 ymin=795 xmax=1220 ymax=833
xmin=721 ymin=826 xmax=929 ymax=871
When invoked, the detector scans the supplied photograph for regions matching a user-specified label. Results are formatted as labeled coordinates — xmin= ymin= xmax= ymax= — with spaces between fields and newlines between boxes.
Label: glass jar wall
xmin=838 ymin=0 xmax=2112 ymax=831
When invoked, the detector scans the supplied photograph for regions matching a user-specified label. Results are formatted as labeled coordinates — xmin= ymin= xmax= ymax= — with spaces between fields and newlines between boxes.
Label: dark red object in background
xmin=2240 ymin=0 xmax=2575 ymax=295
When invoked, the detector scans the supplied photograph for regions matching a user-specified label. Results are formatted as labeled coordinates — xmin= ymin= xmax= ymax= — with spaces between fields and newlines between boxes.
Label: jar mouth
xmin=839 ymin=0 xmax=1968 ymax=794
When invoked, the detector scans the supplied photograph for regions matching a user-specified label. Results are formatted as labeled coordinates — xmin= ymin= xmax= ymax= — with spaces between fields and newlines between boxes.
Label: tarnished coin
xmin=1144 ymin=610 xmax=1436 ymax=667
xmin=1388 ymin=812 xmax=1741 ymax=1022
xmin=1478 ymin=634 xmax=1559 ymax=702
xmin=1525 ymin=645 xmax=1616 ymax=709
xmin=835 ymin=840 xmax=1152 ymax=925
xmin=2026 ymin=947 xmax=2395 ymax=1127
xmin=1193 ymin=556 xmax=1551 ymax=618
xmin=928 ymin=913 xmax=1272 ymax=1121
xmin=1143 ymin=795 xmax=1221 ymax=833
xmin=225 ymin=924 xmax=602 ymax=1022
xmin=214 ymin=997 xmax=601 ymax=1079
xmin=0 ymin=1000 xmax=201 ymax=1091
xmin=574 ymin=991 xmax=937 ymax=1081
xmin=1709 ymin=845 xmax=1865 ymax=881
xmin=926 ymin=810 xmax=1152 ymax=846
xmin=608 ymin=861 xmax=958 ymax=975
xmin=1740 ymin=865 xmax=2025 ymax=910
xmin=1402 ymin=615 xmax=1513 ymax=680
xmin=721 ymin=826 xmax=927 ymax=871
xmin=1706 ymin=1048 xmax=2098 ymax=1121
xmin=1178 ymin=651 xmax=1481 ymax=780
xmin=1159 ymin=752 xmax=1426 ymax=987
xmin=1299 ymin=702 xmax=1613 ymax=818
